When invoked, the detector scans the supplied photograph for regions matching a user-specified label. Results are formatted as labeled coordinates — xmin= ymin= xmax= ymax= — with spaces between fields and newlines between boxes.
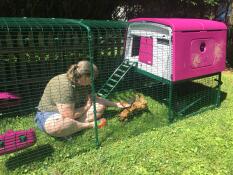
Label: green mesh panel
xmin=0 ymin=18 xmax=127 ymax=115
xmin=0 ymin=18 xmax=224 ymax=172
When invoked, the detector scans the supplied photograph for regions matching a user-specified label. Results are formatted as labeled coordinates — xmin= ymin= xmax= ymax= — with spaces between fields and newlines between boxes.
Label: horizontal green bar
xmin=113 ymin=74 xmax=122 ymax=78
xmin=135 ymin=68 xmax=171 ymax=84
xmin=106 ymin=83 xmax=114 ymax=88
xmin=109 ymin=79 xmax=118 ymax=83
xmin=117 ymin=69 xmax=125 ymax=73
xmin=101 ymin=88 xmax=109 ymax=93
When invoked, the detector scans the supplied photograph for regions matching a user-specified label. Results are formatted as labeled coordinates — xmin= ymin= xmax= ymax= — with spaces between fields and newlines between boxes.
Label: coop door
xmin=139 ymin=37 xmax=153 ymax=65
xmin=191 ymin=39 xmax=214 ymax=68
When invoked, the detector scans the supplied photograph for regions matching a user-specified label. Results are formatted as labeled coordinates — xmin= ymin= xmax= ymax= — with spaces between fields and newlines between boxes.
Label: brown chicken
xmin=119 ymin=95 xmax=147 ymax=121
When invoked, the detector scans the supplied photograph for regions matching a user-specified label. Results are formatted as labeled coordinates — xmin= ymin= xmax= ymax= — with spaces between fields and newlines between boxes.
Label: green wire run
xmin=0 ymin=17 xmax=223 ymax=147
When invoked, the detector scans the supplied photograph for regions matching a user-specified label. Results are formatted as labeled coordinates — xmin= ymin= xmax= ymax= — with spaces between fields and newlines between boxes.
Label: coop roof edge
xmin=129 ymin=18 xmax=227 ymax=32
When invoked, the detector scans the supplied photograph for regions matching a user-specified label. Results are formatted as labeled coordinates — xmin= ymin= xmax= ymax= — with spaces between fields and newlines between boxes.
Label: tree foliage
xmin=0 ymin=0 xmax=119 ymax=19
xmin=0 ymin=0 xmax=222 ymax=20
xmin=112 ymin=0 xmax=222 ymax=20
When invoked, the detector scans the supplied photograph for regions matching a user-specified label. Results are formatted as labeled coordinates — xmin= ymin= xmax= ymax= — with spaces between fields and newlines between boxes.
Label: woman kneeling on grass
xmin=35 ymin=60 xmax=129 ymax=138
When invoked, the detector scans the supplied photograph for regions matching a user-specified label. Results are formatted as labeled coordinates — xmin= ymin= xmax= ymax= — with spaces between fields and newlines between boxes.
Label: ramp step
xmin=117 ymin=69 xmax=125 ymax=73
xmin=113 ymin=74 xmax=121 ymax=78
xmin=106 ymin=83 xmax=114 ymax=88
xmin=97 ymin=60 xmax=137 ymax=98
xmin=109 ymin=79 xmax=118 ymax=83
xmin=122 ymin=64 xmax=130 ymax=68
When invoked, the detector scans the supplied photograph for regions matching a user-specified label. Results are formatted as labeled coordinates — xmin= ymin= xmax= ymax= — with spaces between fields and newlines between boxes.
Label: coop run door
xmin=125 ymin=22 xmax=173 ymax=81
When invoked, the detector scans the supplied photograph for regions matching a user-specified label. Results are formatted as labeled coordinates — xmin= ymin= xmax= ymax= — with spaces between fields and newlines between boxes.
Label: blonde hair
xmin=67 ymin=60 xmax=98 ymax=84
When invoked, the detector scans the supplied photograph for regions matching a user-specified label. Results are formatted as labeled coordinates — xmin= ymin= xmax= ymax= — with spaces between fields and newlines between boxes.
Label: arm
xmin=56 ymin=102 xmax=91 ymax=119
xmin=56 ymin=102 xmax=87 ymax=119
xmin=56 ymin=94 xmax=92 ymax=119
xmin=74 ymin=100 xmax=92 ymax=119
xmin=74 ymin=96 xmax=92 ymax=118
xmin=96 ymin=96 xmax=130 ymax=108
xmin=96 ymin=96 xmax=118 ymax=107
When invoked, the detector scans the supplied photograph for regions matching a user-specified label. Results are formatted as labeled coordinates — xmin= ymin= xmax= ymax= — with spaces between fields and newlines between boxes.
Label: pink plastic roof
xmin=129 ymin=18 xmax=227 ymax=31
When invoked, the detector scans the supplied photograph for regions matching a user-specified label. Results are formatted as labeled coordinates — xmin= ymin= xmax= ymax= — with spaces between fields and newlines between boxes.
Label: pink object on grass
xmin=0 ymin=129 xmax=36 ymax=156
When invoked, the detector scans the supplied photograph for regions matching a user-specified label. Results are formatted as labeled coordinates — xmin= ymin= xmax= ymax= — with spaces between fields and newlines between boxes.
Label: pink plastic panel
xmin=172 ymin=30 xmax=226 ymax=81
xmin=0 ymin=129 xmax=36 ymax=156
xmin=139 ymin=37 xmax=153 ymax=65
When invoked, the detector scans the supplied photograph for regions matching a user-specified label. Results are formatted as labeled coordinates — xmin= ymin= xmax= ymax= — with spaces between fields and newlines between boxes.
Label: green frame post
xmin=168 ymin=82 xmax=174 ymax=122
xmin=215 ymin=72 xmax=222 ymax=107
xmin=74 ymin=20 xmax=100 ymax=148
xmin=87 ymin=31 xmax=100 ymax=148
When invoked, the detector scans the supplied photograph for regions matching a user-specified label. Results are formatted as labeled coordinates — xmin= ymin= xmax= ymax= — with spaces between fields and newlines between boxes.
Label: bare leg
xmin=44 ymin=114 xmax=94 ymax=137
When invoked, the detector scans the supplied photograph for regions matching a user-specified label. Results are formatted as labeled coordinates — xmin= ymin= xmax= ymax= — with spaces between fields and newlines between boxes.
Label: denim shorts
xmin=35 ymin=111 xmax=60 ymax=132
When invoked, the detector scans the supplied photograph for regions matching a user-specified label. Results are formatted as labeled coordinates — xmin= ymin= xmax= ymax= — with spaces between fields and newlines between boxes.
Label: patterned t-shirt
xmin=38 ymin=74 xmax=91 ymax=112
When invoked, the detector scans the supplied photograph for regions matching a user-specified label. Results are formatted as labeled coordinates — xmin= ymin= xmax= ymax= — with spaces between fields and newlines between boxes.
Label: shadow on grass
xmin=115 ymin=75 xmax=228 ymax=122
xmin=172 ymin=81 xmax=227 ymax=121
xmin=5 ymin=144 xmax=54 ymax=170
xmin=99 ymin=107 xmax=157 ymax=143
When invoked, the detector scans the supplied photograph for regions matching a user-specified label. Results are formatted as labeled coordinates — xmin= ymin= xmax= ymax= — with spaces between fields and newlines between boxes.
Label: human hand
xmin=116 ymin=102 xmax=131 ymax=109
xmin=85 ymin=96 xmax=92 ymax=110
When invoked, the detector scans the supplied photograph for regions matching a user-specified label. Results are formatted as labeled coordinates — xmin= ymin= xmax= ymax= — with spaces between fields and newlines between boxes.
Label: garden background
xmin=0 ymin=0 xmax=233 ymax=175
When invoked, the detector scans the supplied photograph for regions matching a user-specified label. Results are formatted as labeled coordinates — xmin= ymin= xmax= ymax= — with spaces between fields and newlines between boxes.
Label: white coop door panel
xmin=125 ymin=23 xmax=172 ymax=81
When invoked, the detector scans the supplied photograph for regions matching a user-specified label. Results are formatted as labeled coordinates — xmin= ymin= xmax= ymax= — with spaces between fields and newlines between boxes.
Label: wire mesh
xmin=0 ymin=18 xmax=130 ymax=166
xmin=0 ymin=18 xmax=224 ymax=172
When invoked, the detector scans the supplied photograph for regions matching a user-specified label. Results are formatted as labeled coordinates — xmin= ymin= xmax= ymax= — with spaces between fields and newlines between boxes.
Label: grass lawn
xmin=0 ymin=71 xmax=232 ymax=175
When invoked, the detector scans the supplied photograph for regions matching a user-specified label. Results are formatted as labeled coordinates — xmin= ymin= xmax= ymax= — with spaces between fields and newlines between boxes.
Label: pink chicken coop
xmin=125 ymin=18 xmax=227 ymax=82
xmin=123 ymin=18 xmax=227 ymax=120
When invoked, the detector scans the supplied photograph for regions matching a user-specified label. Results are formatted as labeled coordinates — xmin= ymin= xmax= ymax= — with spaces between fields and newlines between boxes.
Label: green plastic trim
xmin=0 ymin=140 xmax=4 ymax=148
xmin=19 ymin=135 xmax=27 ymax=142
xmin=135 ymin=68 xmax=171 ymax=84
